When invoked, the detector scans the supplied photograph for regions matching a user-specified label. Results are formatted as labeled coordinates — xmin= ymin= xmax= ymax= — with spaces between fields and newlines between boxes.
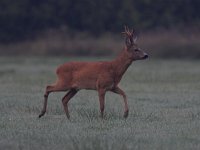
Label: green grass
xmin=0 ymin=57 xmax=200 ymax=150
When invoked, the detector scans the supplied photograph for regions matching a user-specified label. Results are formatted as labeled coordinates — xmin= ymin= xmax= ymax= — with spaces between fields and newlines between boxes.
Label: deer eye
xmin=134 ymin=49 xmax=139 ymax=52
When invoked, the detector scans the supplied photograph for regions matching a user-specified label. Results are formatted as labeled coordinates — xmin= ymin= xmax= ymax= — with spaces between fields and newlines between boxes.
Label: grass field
xmin=0 ymin=57 xmax=200 ymax=150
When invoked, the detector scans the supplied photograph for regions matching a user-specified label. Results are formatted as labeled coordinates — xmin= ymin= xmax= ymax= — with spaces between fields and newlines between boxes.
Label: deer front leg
xmin=98 ymin=89 xmax=106 ymax=118
xmin=111 ymin=86 xmax=129 ymax=118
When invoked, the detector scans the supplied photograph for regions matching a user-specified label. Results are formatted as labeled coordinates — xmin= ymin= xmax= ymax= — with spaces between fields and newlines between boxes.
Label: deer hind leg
xmin=39 ymin=81 xmax=69 ymax=118
xmin=62 ymin=89 xmax=78 ymax=119
xmin=111 ymin=86 xmax=129 ymax=118
xmin=98 ymin=89 xmax=106 ymax=118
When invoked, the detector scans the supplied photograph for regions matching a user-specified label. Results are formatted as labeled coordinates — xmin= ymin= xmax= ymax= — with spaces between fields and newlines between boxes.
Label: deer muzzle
xmin=143 ymin=52 xmax=149 ymax=59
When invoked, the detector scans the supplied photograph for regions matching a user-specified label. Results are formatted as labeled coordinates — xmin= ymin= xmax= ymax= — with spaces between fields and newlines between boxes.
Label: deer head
xmin=122 ymin=26 xmax=148 ymax=60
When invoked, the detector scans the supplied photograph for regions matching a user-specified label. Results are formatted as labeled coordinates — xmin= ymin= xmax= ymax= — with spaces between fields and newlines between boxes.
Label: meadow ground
xmin=0 ymin=57 xmax=200 ymax=150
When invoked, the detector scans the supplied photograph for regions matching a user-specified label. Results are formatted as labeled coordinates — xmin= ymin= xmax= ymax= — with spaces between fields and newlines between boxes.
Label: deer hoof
xmin=38 ymin=111 xmax=46 ymax=118
xmin=66 ymin=114 xmax=70 ymax=119
xmin=38 ymin=113 xmax=44 ymax=118
xmin=123 ymin=110 xmax=129 ymax=118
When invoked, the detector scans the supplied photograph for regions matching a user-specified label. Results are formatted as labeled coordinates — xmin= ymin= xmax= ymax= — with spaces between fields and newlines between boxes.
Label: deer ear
xmin=125 ymin=37 xmax=132 ymax=48
xmin=133 ymin=36 xmax=137 ymax=43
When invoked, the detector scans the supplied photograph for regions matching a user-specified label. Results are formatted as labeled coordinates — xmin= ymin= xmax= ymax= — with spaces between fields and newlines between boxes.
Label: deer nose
xmin=143 ymin=54 xmax=148 ymax=59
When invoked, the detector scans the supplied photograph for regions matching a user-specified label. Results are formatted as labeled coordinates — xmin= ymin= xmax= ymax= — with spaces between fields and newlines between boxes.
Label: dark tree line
xmin=0 ymin=0 xmax=199 ymax=43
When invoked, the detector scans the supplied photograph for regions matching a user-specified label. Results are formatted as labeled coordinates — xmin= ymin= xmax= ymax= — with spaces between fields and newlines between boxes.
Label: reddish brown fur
xmin=39 ymin=26 xmax=148 ymax=119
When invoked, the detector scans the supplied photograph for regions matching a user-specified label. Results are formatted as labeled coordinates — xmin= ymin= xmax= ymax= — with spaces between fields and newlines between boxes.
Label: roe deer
xmin=39 ymin=26 xmax=148 ymax=119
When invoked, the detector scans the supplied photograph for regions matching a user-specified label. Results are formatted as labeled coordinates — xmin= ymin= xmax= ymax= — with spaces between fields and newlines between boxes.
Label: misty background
xmin=0 ymin=0 xmax=200 ymax=58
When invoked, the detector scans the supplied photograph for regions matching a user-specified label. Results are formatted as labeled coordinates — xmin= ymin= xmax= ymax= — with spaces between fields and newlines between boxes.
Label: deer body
xmin=57 ymin=61 xmax=115 ymax=90
xmin=39 ymin=26 xmax=148 ymax=119
xmin=56 ymin=49 xmax=132 ymax=91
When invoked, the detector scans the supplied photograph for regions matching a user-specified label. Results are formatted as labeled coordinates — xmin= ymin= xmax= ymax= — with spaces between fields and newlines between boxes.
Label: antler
xmin=122 ymin=25 xmax=134 ymax=37
xmin=122 ymin=25 xmax=135 ymax=47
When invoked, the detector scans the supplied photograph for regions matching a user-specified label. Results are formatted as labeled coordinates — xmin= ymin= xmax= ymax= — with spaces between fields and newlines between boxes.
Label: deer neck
xmin=112 ymin=47 xmax=133 ymax=79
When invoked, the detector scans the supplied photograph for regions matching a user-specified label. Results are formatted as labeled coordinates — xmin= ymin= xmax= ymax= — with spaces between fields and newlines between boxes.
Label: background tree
xmin=0 ymin=0 xmax=199 ymax=43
